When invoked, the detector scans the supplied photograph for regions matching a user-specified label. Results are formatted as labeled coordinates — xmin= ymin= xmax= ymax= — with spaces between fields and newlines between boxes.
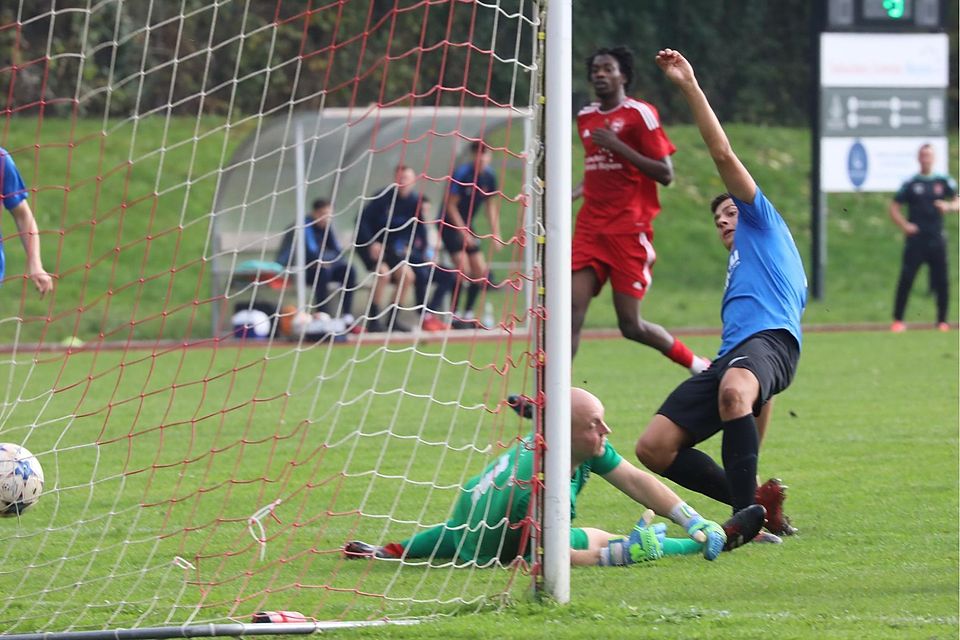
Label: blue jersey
xmin=357 ymin=185 xmax=429 ymax=260
xmin=276 ymin=217 xmax=345 ymax=266
xmin=719 ymin=187 xmax=807 ymax=356
xmin=446 ymin=162 xmax=497 ymax=229
xmin=0 ymin=148 xmax=28 ymax=281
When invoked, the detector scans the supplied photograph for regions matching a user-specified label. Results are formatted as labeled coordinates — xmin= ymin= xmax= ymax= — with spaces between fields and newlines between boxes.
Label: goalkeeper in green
xmin=344 ymin=388 xmax=764 ymax=566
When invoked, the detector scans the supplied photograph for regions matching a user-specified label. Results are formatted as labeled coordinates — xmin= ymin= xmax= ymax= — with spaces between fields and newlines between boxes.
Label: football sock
xmin=665 ymin=338 xmax=695 ymax=368
xmin=464 ymin=279 xmax=484 ymax=314
xmin=661 ymin=537 xmax=703 ymax=556
xmin=721 ymin=414 xmax=760 ymax=512
xmin=399 ymin=524 xmax=461 ymax=559
xmin=662 ymin=448 xmax=733 ymax=505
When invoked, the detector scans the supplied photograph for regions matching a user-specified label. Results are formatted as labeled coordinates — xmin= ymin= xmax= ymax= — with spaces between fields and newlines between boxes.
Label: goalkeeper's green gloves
xmin=686 ymin=517 xmax=726 ymax=561
xmin=600 ymin=520 xmax=665 ymax=566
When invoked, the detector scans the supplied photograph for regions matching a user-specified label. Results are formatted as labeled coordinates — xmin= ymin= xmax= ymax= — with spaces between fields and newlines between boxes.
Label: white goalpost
xmin=0 ymin=0 xmax=572 ymax=636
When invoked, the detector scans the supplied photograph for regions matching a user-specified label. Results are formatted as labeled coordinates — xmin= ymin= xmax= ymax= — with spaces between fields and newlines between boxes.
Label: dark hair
xmin=311 ymin=198 xmax=330 ymax=210
xmin=469 ymin=140 xmax=488 ymax=154
xmin=586 ymin=46 xmax=634 ymax=90
xmin=709 ymin=192 xmax=732 ymax=213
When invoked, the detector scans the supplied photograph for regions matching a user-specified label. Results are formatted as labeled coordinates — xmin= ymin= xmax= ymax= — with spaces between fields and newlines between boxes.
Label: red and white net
xmin=0 ymin=1 xmax=543 ymax=632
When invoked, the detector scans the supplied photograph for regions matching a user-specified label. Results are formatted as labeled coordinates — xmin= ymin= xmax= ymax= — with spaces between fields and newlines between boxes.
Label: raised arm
xmin=655 ymin=49 xmax=755 ymax=203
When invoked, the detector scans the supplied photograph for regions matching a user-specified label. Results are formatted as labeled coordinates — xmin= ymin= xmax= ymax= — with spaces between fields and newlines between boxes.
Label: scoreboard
xmin=827 ymin=0 xmax=945 ymax=30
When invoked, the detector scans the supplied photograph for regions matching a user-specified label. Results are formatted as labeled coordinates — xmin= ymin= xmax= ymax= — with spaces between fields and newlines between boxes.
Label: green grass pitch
xmin=0 ymin=328 xmax=956 ymax=639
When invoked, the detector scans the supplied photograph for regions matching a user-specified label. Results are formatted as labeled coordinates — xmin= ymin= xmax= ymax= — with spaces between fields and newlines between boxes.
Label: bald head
xmin=571 ymin=387 xmax=603 ymax=425
xmin=570 ymin=387 xmax=610 ymax=461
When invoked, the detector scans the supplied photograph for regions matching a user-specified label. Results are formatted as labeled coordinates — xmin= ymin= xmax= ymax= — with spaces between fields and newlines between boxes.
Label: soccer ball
xmin=0 ymin=443 xmax=44 ymax=516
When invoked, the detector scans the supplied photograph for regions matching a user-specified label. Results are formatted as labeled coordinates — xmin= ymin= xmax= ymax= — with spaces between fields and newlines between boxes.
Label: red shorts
xmin=571 ymin=229 xmax=656 ymax=300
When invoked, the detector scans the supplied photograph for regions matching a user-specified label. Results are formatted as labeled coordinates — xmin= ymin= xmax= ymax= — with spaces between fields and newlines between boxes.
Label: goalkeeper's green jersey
xmin=451 ymin=433 xmax=622 ymax=565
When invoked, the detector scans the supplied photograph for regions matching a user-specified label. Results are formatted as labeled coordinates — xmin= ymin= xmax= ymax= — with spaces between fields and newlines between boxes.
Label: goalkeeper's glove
xmin=601 ymin=519 xmax=664 ymax=566
xmin=687 ymin=517 xmax=726 ymax=561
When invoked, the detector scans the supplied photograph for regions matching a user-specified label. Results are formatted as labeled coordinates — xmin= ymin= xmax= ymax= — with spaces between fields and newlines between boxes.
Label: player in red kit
xmin=572 ymin=46 xmax=709 ymax=374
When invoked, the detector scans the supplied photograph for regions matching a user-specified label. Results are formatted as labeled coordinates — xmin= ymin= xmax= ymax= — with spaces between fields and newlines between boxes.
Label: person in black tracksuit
xmin=889 ymin=144 xmax=959 ymax=331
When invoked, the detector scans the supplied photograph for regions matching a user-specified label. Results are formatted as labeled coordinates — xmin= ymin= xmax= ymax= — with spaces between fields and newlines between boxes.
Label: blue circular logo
xmin=847 ymin=141 xmax=868 ymax=189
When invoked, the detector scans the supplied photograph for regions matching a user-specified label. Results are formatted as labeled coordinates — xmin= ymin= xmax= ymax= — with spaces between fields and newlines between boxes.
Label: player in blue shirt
xmin=634 ymin=50 xmax=807 ymax=542
xmin=277 ymin=198 xmax=356 ymax=322
xmin=888 ymin=144 xmax=959 ymax=333
xmin=0 ymin=148 xmax=52 ymax=296
xmin=442 ymin=141 xmax=501 ymax=327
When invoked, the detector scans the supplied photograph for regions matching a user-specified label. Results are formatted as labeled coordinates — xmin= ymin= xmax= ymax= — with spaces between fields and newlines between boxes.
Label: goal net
xmin=0 ymin=0 xmax=548 ymax=634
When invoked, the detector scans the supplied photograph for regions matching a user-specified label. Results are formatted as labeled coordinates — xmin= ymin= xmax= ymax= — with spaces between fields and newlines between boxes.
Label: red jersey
xmin=576 ymin=97 xmax=675 ymax=234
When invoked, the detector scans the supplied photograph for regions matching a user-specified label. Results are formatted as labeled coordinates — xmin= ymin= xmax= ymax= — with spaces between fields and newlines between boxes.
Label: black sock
xmin=721 ymin=414 xmax=759 ymax=512
xmin=662 ymin=448 xmax=733 ymax=506
xmin=464 ymin=279 xmax=484 ymax=314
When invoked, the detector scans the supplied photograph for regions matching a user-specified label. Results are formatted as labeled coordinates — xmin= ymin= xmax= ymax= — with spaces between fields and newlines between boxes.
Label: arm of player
xmin=443 ymin=191 xmax=468 ymax=229
xmin=656 ymin=48 xmax=754 ymax=204
xmin=487 ymin=196 xmax=501 ymax=241
xmin=889 ymin=200 xmax=918 ymax=235
xmin=602 ymin=458 xmax=691 ymax=518
xmin=8 ymin=200 xmax=52 ymax=295
xmin=603 ymin=458 xmax=723 ymax=555
xmin=443 ymin=191 xmax=477 ymax=250
xmin=933 ymin=195 xmax=960 ymax=214
xmin=590 ymin=127 xmax=674 ymax=186
xmin=572 ymin=180 xmax=583 ymax=201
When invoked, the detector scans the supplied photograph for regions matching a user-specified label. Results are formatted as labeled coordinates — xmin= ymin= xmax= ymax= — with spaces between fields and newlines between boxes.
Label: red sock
xmin=382 ymin=542 xmax=405 ymax=558
xmin=665 ymin=338 xmax=695 ymax=368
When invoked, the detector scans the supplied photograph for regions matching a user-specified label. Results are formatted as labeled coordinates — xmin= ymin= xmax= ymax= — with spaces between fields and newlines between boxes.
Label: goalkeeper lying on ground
xmin=344 ymin=388 xmax=764 ymax=567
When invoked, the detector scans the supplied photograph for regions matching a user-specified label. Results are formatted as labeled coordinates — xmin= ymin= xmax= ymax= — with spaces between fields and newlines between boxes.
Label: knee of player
xmin=617 ymin=317 xmax=647 ymax=342
xmin=635 ymin=434 xmax=669 ymax=472
xmin=717 ymin=385 xmax=753 ymax=417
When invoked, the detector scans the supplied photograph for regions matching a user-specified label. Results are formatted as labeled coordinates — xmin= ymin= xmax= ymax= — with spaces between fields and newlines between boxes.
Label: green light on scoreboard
xmin=882 ymin=0 xmax=906 ymax=18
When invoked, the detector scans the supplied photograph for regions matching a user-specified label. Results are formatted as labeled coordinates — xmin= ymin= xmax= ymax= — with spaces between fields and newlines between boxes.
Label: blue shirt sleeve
xmin=319 ymin=223 xmax=343 ymax=262
xmin=482 ymin=166 xmax=498 ymax=193
xmin=0 ymin=149 xmax=27 ymax=211
xmin=732 ymin=186 xmax=782 ymax=230
xmin=449 ymin=164 xmax=472 ymax=198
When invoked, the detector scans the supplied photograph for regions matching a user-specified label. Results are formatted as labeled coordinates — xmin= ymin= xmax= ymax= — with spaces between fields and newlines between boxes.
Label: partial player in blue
xmin=634 ymin=49 xmax=807 ymax=544
xmin=276 ymin=198 xmax=357 ymax=325
xmin=0 ymin=148 xmax=53 ymax=296
xmin=441 ymin=140 xmax=500 ymax=328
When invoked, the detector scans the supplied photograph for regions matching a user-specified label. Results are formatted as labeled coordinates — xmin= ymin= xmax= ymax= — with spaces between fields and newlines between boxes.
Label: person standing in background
xmin=888 ymin=143 xmax=958 ymax=333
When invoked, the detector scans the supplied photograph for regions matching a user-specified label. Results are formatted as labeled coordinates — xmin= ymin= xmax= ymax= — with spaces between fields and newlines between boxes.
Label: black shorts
xmin=657 ymin=329 xmax=800 ymax=444
xmin=360 ymin=246 xmax=406 ymax=272
xmin=441 ymin=226 xmax=481 ymax=255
